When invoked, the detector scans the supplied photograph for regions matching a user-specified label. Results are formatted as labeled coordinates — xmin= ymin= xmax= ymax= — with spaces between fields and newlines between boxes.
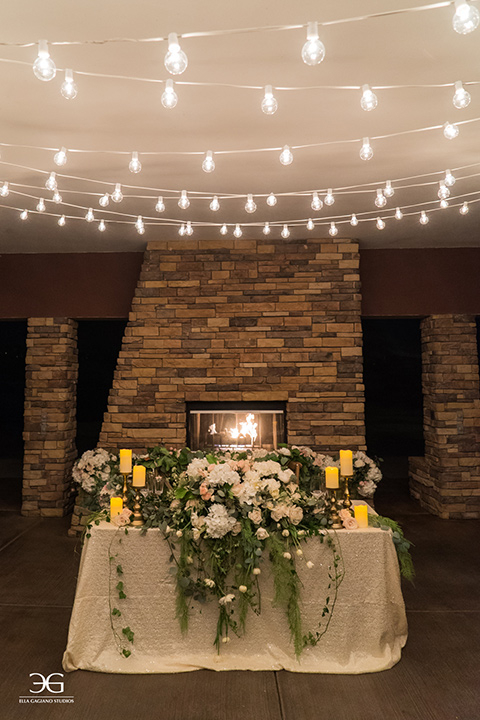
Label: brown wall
xmin=1 ymin=247 xmax=480 ymax=319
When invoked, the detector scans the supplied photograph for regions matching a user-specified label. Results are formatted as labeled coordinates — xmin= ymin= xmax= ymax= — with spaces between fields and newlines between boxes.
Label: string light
xmin=0 ymin=182 xmax=9 ymax=197
xmin=384 ymin=180 xmax=394 ymax=198
xmin=178 ymin=223 xmax=186 ymax=236
xmin=99 ymin=193 xmax=110 ymax=207
xmin=266 ymin=193 xmax=277 ymax=207
xmin=54 ymin=147 xmax=67 ymax=167
xmin=263 ymin=222 xmax=271 ymax=235
xmin=164 ymin=33 xmax=188 ymax=75
xmin=85 ymin=207 xmax=95 ymax=222
xmin=376 ymin=217 xmax=385 ymax=229
xmin=185 ymin=220 xmax=193 ymax=236
xmin=202 ymin=151 xmax=215 ymax=173
xmin=324 ymin=189 xmax=335 ymax=206
xmin=375 ymin=189 xmax=387 ymax=208
xmin=58 ymin=214 xmax=66 ymax=226
xmin=329 ymin=222 xmax=338 ymax=237
xmin=281 ymin=224 xmax=290 ymax=238
xmin=245 ymin=194 xmax=257 ymax=213
xmin=453 ymin=80 xmax=471 ymax=109
xmin=61 ymin=69 xmax=78 ymax=99
xmin=438 ymin=181 xmax=450 ymax=199
xmin=36 ymin=198 xmax=46 ymax=212
xmin=220 ymin=223 xmax=228 ymax=235
xmin=445 ymin=169 xmax=456 ymax=187
xmin=360 ymin=84 xmax=378 ymax=111
xmin=20 ymin=209 xmax=28 ymax=220
xmin=178 ymin=190 xmax=190 ymax=209
xmin=210 ymin=195 xmax=220 ymax=211
xmin=98 ymin=219 xmax=106 ymax=232
xmin=261 ymin=85 xmax=278 ymax=115
xmin=302 ymin=21 xmax=325 ymax=65
xmin=440 ymin=198 xmax=449 ymax=208
xmin=52 ymin=191 xmax=62 ymax=203
xmin=443 ymin=121 xmax=459 ymax=139
xmin=395 ymin=207 xmax=403 ymax=220
xmin=359 ymin=137 xmax=373 ymax=161
xmin=33 ymin=40 xmax=56 ymax=82
xmin=45 ymin=172 xmax=57 ymax=191
xmin=350 ymin=214 xmax=358 ymax=226
xmin=452 ymin=1 xmax=479 ymax=34
xmin=307 ymin=218 xmax=314 ymax=230
xmin=135 ymin=216 xmax=145 ymax=234
xmin=155 ymin=196 xmax=165 ymax=212
xmin=233 ymin=223 xmax=242 ymax=238
xmin=129 ymin=152 xmax=142 ymax=173
xmin=161 ymin=79 xmax=178 ymax=109
xmin=279 ymin=145 xmax=293 ymax=166
xmin=460 ymin=201 xmax=469 ymax=214
xmin=419 ymin=210 xmax=429 ymax=224
xmin=311 ymin=192 xmax=323 ymax=211
xmin=111 ymin=184 xmax=123 ymax=203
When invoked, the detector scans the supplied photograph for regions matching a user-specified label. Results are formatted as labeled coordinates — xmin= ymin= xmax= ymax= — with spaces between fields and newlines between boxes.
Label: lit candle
xmin=132 ymin=465 xmax=146 ymax=487
xmin=119 ymin=449 xmax=132 ymax=474
xmin=340 ymin=450 xmax=353 ymax=476
xmin=325 ymin=466 xmax=339 ymax=489
xmin=110 ymin=497 xmax=123 ymax=519
xmin=354 ymin=504 xmax=369 ymax=528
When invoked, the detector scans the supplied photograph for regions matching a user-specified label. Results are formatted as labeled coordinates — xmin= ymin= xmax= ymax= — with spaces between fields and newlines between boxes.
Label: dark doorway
xmin=76 ymin=320 xmax=127 ymax=455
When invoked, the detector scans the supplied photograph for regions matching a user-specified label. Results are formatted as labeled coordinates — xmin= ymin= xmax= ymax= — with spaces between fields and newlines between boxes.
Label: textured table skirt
xmin=63 ymin=522 xmax=407 ymax=674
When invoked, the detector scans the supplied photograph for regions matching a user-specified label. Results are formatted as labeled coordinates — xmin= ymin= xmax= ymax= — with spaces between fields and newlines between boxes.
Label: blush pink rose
xmin=200 ymin=483 xmax=212 ymax=501
xmin=342 ymin=515 xmax=358 ymax=530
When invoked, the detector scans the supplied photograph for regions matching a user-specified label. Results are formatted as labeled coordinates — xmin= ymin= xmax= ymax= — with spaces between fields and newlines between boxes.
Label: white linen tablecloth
xmin=63 ymin=518 xmax=407 ymax=674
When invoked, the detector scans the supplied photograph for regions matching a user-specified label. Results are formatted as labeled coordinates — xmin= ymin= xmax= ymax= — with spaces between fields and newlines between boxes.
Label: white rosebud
xmin=186 ymin=556 xmax=193 ymax=565
xmin=282 ymin=529 xmax=289 ymax=537
xmin=298 ymin=529 xmax=305 ymax=537
xmin=253 ymin=568 xmax=261 ymax=575
xmin=165 ymin=525 xmax=172 ymax=535
xmin=283 ymin=552 xmax=292 ymax=560
xmin=204 ymin=578 xmax=215 ymax=588
xmin=306 ymin=561 xmax=314 ymax=569
xmin=222 ymin=636 xmax=230 ymax=644
xmin=239 ymin=585 xmax=247 ymax=593
xmin=176 ymin=530 xmax=183 ymax=537
xmin=296 ymin=548 xmax=303 ymax=556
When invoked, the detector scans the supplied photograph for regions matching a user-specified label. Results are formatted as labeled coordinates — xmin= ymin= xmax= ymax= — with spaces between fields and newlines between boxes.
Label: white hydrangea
xmin=358 ymin=480 xmax=377 ymax=497
xmin=252 ymin=448 xmax=269 ymax=459
xmin=259 ymin=477 xmax=281 ymax=499
xmin=233 ymin=480 xmax=258 ymax=505
xmin=204 ymin=504 xmax=237 ymax=539
xmin=207 ymin=463 xmax=240 ymax=487
xmin=186 ymin=457 xmax=209 ymax=478
xmin=254 ymin=460 xmax=283 ymax=477
xmin=278 ymin=447 xmax=291 ymax=456
xmin=313 ymin=453 xmax=335 ymax=469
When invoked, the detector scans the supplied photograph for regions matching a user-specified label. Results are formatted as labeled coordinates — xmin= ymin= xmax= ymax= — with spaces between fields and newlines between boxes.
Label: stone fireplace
xmin=98 ymin=237 xmax=366 ymax=452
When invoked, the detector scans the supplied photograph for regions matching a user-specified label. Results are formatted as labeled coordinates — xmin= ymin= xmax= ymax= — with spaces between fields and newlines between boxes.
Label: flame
xmin=228 ymin=413 xmax=257 ymax=445
xmin=208 ymin=423 xmax=217 ymax=435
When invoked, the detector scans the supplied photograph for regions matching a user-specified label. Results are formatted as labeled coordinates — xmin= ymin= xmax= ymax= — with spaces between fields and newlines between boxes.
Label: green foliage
xmin=268 ymin=533 xmax=303 ymax=657
xmin=368 ymin=514 xmax=415 ymax=582
xmin=122 ymin=626 xmax=134 ymax=643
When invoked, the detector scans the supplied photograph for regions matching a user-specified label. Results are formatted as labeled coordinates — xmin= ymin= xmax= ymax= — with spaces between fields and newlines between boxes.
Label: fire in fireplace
xmin=187 ymin=402 xmax=286 ymax=451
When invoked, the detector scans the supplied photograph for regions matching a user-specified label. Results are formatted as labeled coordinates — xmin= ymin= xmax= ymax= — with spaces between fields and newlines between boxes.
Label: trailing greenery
xmin=368 ymin=514 xmax=415 ymax=583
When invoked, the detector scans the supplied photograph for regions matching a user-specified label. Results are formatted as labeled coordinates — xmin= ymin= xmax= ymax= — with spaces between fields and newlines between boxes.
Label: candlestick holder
xmin=328 ymin=489 xmax=343 ymax=530
xmin=121 ymin=473 xmax=130 ymax=505
xmin=131 ymin=488 xmax=144 ymax=527
xmin=288 ymin=461 xmax=301 ymax=483
xmin=342 ymin=475 xmax=353 ymax=510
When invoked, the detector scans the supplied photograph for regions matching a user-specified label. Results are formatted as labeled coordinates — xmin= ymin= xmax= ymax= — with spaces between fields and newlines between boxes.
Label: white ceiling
xmin=1 ymin=0 xmax=480 ymax=252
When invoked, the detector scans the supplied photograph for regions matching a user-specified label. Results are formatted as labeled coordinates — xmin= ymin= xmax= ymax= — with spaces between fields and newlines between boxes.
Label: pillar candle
xmin=110 ymin=497 xmax=123 ymax=519
xmin=325 ymin=466 xmax=339 ymax=489
xmin=340 ymin=450 xmax=353 ymax=476
xmin=119 ymin=449 xmax=132 ymax=474
xmin=354 ymin=504 xmax=369 ymax=528
xmin=132 ymin=465 xmax=146 ymax=487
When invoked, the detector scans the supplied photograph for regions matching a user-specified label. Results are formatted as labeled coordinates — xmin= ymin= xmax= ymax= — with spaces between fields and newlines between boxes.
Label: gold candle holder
xmin=342 ymin=475 xmax=353 ymax=510
xmin=328 ymin=489 xmax=343 ymax=530
xmin=131 ymin=488 xmax=144 ymax=527
xmin=122 ymin=473 xmax=130 ymax=505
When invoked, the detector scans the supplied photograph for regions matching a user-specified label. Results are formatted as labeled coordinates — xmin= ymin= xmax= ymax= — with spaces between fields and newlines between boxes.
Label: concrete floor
xmin=1 ymin=459 xmax=479 ymax=720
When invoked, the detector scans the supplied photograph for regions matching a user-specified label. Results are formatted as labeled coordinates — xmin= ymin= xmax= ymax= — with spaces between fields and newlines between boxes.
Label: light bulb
xmin=460 ymin=201 xmax=469 ymax=214
xmin=155 ymin=196 xmax=165 ymax=213
xmin=245 ymin=194 xmax=257 ymax=213
xmin=266 ymin=193 xmax=277 ymax=207
xmin=185 ymin=221 xmax=193 ymax=236
xmin=395 ymin=207 xmax=403 ymax=220
xmin=233 ymin=224 xmax=242 ymax=238
xmin=164 ymin=32 xmax=188 ymax=75
xmin=359 ymin=137 xmax=373 ymax=161
xmin=220 ymin=223 xmax=228 ymax=235
xmin=0 ymin=182 xmax=9 ymax=197
xmin=99 ymin=193 xmax=110 ymax=208
xmin=279 ymin=145 xmax=293 ymax=165
xmin=350 ymin=214 xmax=358 ymax=226
xmin=261 ymin=85 xmax=278 ymax=115
xmin=161 ymin=79 xmax=178 ymax=109
xmin=263 ymin=222 xmax=271 ymax=235
xmin=178 ymin=190 xmax=190 ymax=210
xmin=324 ymin=189 xmax=335 ymax=206
xmin=98 ymin=220 xmax=106 ymax=232
xmin=202 ymin=150 xmax=215 ymax=173
xmin=376 ymin=217 xmax=385 ymax=230
xmin=329 ymin=222 xmax=338 ymax=237
xmin=54 ymin=147 xmax=67 ymax=167
xmin=302 ymin=21 xmax=325 ymax=66
xmin=440 ymin=199 xmax=449 ymax=209
xmin=360 ymin=84 xmax=378 ymax=112
xmin=178 ymin=224 xmax=186 ymax=236
xmin=453 ymin=80 xmax=471 ymax=109
xmin=281 ymin=224 xmax=290 ymax=239
xmin=58 ymin=214 xmax=66 ymax=226
xmin=111 ymin=184 xmax=123 ymax=203
xmin=45 ymin=172 xmax=57 ymax=191
xmin=85 ymin=208 xmax=95 ymax=222
xmin=419 ymin=210 xmax=429 ymax=225
xmin=445 ymin=169 xmax=456 ymax=187
xmin=36 ymin=198 xmax=46 ymax=212
xmin=438 ymin=182 xmax=450 ymax=199
xmin=384 ymin=180 xmax=394 ymax=198
xmin=33 ymin=40 xmax=56 ymax=82
xmin=307 ymin=218 xmax=315 ymax=231
xmin=443 ymin=122 xmax=459 ymax=140
xmin=375 ymin=189 xmax=387 ymax=208
xmin=135 ymin=215 xmax=145 ymax=234
xmin=452 ymin=1 xmax=480 ymax=34
xmin=52 ymin=191 xmax=62 ymax=204
xmin=61 ymin=68 xmax=77 ymax=100
xmin=311 ymin=192 xmax=323 ymax=211
xmin=129 ymin=152 xmax=142 ymax=174
xmin=210 ymin=196 xmax=220 ymax=211
xmin=20 ymin=209 xmax=28 ymax=221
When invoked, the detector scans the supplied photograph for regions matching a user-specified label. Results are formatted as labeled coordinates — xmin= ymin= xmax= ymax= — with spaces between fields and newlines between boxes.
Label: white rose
xmin=248 ymin=508 xmax=262 ymax=525
xmin=256 ymin=527 xmax=269 ymax=541
xmin=282 ymin=529 xmax=289 ymax=537
xmin=239 ymin=585 xmax=247 ymax=593
xmin=278 ymin=447 xmax=291 ymax=456
xmin=288 ymin=505 xmax=304 ymax=525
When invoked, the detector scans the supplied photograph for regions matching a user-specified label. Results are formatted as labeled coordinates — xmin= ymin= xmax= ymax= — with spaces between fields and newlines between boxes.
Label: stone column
xmin=409 ymin=314 xmax=480 ymax=518
xmin=22 ymin=318 xmax=78 ymax=517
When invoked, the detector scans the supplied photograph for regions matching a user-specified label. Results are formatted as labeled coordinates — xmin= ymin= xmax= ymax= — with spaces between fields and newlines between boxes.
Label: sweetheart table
xmin=63 ymin=508 xmax=407 ymax=674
